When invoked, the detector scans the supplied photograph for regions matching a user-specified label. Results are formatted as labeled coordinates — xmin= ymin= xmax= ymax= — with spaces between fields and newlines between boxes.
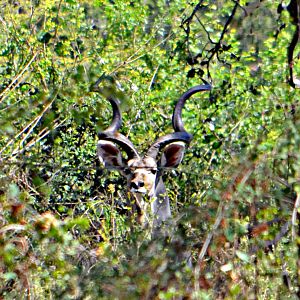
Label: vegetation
xmin=0 ymin=0 xmax=300 ymax=298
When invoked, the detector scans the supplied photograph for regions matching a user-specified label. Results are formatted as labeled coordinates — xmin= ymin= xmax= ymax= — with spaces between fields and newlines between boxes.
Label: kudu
xmin=97 ymin=84 xmax=211 ymax=232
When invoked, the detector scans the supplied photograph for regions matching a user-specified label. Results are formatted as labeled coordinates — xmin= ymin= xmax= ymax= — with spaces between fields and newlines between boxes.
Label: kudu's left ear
xmin=97 ymin=140 xmax=125 ymax=168
xmin=160 ymin=142 xmax=186 ymax=168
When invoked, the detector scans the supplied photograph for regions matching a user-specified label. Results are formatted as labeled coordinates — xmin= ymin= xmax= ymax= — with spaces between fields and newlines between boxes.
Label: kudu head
xmin=97 ymin=85 xmax=211 ymax=225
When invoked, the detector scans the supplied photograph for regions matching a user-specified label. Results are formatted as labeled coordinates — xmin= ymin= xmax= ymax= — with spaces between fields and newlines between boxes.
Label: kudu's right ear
xmin=97 ymin=141 xmax=125 ymax=169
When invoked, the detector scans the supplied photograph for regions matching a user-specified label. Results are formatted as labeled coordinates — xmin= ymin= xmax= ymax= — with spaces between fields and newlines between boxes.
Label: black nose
xmin=130 ymin=181 xmax=144 ymax=189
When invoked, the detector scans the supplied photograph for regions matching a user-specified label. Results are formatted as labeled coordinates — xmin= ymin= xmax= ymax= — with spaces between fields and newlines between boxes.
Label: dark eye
xmin=124 ymin=168 xmax=131 ymax=175
xmin=150 ymin=169 xmax=157 ymax=174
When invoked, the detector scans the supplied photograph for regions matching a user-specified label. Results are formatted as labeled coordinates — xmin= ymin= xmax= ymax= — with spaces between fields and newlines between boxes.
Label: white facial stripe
xmin=130 ymin=187 xmax=148 ymax=194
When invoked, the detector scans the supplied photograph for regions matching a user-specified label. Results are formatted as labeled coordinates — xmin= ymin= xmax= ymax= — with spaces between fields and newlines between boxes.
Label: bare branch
xmin=0 ymin=51 xmax=40 ymax=104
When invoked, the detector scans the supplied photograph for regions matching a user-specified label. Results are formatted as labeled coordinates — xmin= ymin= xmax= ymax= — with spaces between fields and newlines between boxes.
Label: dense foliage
xmin=0 ymin=0 xmax=300 ymax=298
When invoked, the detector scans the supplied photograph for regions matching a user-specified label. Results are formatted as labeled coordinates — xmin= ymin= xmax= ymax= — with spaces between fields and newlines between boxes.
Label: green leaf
xmin=236 ymin=250 xmax=250 ymax=263
xmin=2 ymin=272 xmax=17 ymax=281
xmin=220 ymin=263 xmax=233 ymax=273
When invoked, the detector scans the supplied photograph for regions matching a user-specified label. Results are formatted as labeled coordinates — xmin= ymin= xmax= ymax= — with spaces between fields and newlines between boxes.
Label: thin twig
xmin=0 ymin=224 xmax=26 ymax=234
xmin=149 ymin=65 xmax=160 ymax=91
xmin=0 ymin=92 xmax=59 ymax=156
xmin=197 ymin=201 xmax=224 ymax=263
xmin=107 ymin=32 xmax=174 ymax=76
xmin=12 ymin=117 xmax=66 ymax=156
xmin=194 ymin=201 xmax=224 ymax=292
xmin=0 ymin=51 xmax=39 ymax=103
xmin=292 ymin=192 xmax=300 ymax=240
xmin=249 ymin=221 xmax=291 ymax=254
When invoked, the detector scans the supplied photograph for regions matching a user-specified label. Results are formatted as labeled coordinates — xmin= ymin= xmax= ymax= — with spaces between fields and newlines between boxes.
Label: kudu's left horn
xmin=147 ymin=84 xmax=212 ymax=159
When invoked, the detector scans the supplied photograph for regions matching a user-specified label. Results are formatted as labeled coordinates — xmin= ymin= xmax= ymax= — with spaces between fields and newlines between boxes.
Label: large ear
xmin=97 ymin=141 xmax=125 ymax=169
xmin=160 ymin=142 xmax=186 ymax=168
